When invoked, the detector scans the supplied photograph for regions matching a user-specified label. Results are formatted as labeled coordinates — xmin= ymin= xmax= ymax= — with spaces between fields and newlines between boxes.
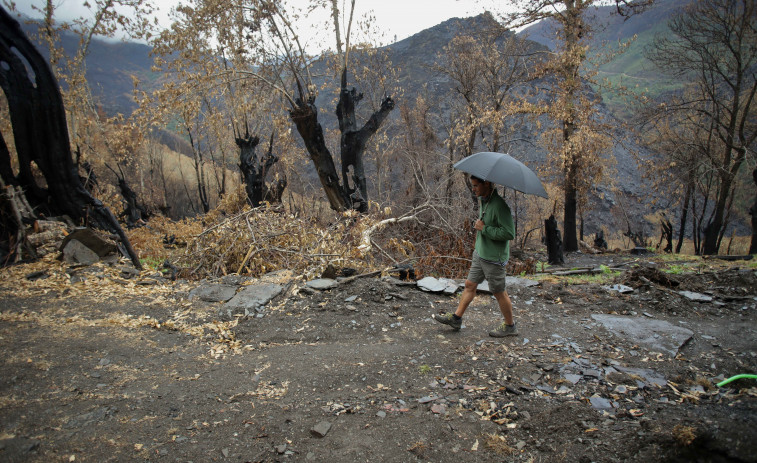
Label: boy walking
xmin=433 ymin=176 xmax=518 ymax=337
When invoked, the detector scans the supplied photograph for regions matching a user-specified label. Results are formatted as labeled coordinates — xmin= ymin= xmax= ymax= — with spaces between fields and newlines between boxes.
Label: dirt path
xmin=1 ymin=255 xmax=756 ymax=462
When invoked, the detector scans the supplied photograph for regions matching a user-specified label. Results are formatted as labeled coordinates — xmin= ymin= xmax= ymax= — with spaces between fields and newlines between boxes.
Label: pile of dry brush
xmin=128 ymin=188 xmax=422 ymax=280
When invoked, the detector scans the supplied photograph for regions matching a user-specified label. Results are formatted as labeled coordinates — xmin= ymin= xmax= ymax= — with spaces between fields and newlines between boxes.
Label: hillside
xmin=19 ymin=19 xmax=157 ymax=115
xmin=519 ymin=0 xmax=691 ymax=116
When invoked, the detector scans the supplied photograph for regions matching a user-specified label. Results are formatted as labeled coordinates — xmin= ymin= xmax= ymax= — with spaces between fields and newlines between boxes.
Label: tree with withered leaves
xmin=503 ymin=0 xmax=653 ymax=252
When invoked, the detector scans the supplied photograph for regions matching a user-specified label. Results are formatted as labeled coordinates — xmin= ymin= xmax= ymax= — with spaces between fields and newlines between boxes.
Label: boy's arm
xmin=482 ymin=201 xmax=515 ymax=242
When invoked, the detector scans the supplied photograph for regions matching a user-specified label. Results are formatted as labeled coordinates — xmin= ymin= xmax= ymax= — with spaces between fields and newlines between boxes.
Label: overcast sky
xmin=13 ymin=0 xmax=513 ymax=47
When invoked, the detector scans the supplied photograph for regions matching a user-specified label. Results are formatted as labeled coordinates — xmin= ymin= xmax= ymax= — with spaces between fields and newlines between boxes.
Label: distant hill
xmin=519 ymin=0 xmax=692 ymax=117
xmin=19 ymin=18 xmax=157 ymax=115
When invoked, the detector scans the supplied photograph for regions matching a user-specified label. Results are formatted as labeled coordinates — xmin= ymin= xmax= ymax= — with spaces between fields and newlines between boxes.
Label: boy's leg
xmin=493 ymin=291 xmax=514 ymax=325
xmin=455 ymin=280 xmax=478 ymax=317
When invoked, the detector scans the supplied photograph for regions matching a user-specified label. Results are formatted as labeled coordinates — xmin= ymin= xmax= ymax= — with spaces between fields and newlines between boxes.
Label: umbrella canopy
xmin=453 ymin=151 xmax=548 ymax=199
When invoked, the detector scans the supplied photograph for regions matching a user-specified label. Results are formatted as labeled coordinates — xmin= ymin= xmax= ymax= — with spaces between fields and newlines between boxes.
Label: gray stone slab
xmin=60 ymin=227 xmax=118 ymax=257
xmin=224 ymin=283 xmax=283 ymax=312
xmin=310 ymin=421 xmax=332 ymax=437
xmin=591 ymin=314 xmax=694 ymax=356
xmin=506 ymin=276 xmax=540 ymax=288
xmin=220 ymin=275 xmax=252 ymax=286
xmin=305 ymin=278 xmax=338 ymax=290
xmin=477 ymin=280 xmax=492 ymax=293
xmin=189 ymin=284 xmax=238 ymax=302
xmin=416 ymin=277 xmax=460 ymax=294
xmin=589 ymin=396 xmax=614 ymax=410
xmin=472 ymin=277 xmax=538 ymax=293
xmin=679 ymin=291 xmax=713 ymax=302
xmin=615 ymin=366 xmax=667 ymax=388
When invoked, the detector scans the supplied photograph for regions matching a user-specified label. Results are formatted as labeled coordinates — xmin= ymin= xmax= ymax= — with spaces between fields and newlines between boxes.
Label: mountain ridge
xmin=13 ymin=8 xmax=679 ymax=235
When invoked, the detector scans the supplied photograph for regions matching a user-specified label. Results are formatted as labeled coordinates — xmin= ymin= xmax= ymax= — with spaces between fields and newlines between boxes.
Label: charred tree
xmin=185 ymin=127 xmax=210 ymax=214
xmin=0 ymin=7 xmax=141 ymax=268
xmin=657 ymin=214 xmax=673 ymax=253
xmin=289 ymin=68 xmax=394 ymax=212
xmin=593 ymin=230 xmax=608 ymax=250
xmin=237 ymin=131 xmax=286 ymax=208
xmin=106 ymin=164 xmax=149 ymax=229
xmin=289 ymin=94 xmax=350 ymax=210
xmin=750 ymin=168 xmax=757 ymax=255
xmin=658 ymin=213 xmax=673 ymax=253
xmin=336 ymin=69 xmax=395 ymax=212
xmin=545 ymin=215 xmax=564 ymax=265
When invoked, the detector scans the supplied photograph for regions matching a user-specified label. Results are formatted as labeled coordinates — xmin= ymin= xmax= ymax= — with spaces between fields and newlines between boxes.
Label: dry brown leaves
xmin=0 ymin=253 xmax=184 ymax=300
xmin=128 ymin=190 xmax=394 ymax=280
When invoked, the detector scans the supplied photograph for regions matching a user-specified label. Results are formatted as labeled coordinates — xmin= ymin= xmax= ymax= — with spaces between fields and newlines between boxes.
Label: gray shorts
xmin=467 ymin=252 xmax=507 ymax=293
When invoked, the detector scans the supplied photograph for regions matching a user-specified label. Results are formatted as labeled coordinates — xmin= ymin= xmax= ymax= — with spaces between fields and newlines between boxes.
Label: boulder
xmin=62 ymin=239 xmax=99 ymax=265
xmin=60 ymin=227 xmax=118 ymax=257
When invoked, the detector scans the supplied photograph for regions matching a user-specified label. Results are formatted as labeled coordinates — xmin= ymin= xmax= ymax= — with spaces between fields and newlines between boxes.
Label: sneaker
xmin=489 ymin=322 xmax=518 ymax=337
xmin=432 ymin=312 xmax=462 ymax=331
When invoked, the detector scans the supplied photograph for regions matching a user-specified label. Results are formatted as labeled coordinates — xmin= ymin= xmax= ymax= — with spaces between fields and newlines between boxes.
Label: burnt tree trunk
xmin=290 ymin=95 xmax=351 ymax=211
xmin=676 ymin=181 xmax=692 ymax=254
xmin=545 ymin=214 xmax=564 ymax=265
xmin=237 ymin=132 xmax=286 ymax=207
xmin=750 ymin=168 xmax=757 ymax=255
xmin=117 ymin=178 xmax=149 ymax=228
xmin=0 ymin=7 xmax=141 ymax=268
xmin=186 ymin=128 xmax=210 ymax=214
xmin=563 ymin=162 xmax=579 ymax=253
xmin=336 ymin=69 xmax=395 ymax=212
xmin=658 ymin=214 xmax=673 ymax=253
xmin=289 ymin=68 xmax=394 ymax=212
xmin=106 ymin=163 xmax=149 ymax=229
xmin=593 ymin=230 xmax=607 ymax=250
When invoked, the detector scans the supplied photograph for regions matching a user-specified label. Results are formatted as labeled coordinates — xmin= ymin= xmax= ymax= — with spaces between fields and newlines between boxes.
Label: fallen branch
xmin=357 ymin=203 xmax=438 ymax=255
xmin=336 ymin=268 xmax=385 ymax=285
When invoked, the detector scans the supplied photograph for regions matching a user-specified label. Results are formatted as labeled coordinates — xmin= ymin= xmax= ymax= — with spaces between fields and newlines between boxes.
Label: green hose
xmin=716 ymin=374 xmax=757 ymax=387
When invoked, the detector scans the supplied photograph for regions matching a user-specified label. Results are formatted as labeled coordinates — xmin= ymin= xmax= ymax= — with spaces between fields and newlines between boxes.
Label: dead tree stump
xmin=545 ymin=215 xmax=564 ymax=265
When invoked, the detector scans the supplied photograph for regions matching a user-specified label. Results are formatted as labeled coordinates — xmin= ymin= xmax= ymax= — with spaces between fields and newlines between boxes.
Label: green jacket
xmin=475 ymin=189 xmax=515 ymax=263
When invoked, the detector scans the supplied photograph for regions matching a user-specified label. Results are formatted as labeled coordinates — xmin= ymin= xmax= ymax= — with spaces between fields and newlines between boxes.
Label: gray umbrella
xmin=453 ymin=151 xmax=548 ymax=198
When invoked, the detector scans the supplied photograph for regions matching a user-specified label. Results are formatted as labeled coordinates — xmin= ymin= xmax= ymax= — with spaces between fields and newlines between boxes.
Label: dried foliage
xmin=484 ymin=433 xmax=515 ymax=455
xmin=128 ymin=187 xmax=411 ymax=279
xmin=672 ymin=424 xmax=697 ymax=447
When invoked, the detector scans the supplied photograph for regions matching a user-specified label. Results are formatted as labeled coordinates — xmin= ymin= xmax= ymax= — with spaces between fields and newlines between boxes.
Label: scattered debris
xmin=606 ymin=284 xmax=634 ymax=294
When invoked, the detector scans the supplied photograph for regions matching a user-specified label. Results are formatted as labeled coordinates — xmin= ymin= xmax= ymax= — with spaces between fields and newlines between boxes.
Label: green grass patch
xmin=663 ymin=264 xmax=687 ymax=275
xmin=557 ymin=272 xmax=618 ymax=285
xmin=139 ymin=256 xmax=164 ymax=270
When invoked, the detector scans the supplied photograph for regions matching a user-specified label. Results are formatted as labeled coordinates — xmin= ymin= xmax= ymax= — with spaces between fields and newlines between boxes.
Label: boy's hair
xmin=470 ymin=175 xmax=484 ymax=183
